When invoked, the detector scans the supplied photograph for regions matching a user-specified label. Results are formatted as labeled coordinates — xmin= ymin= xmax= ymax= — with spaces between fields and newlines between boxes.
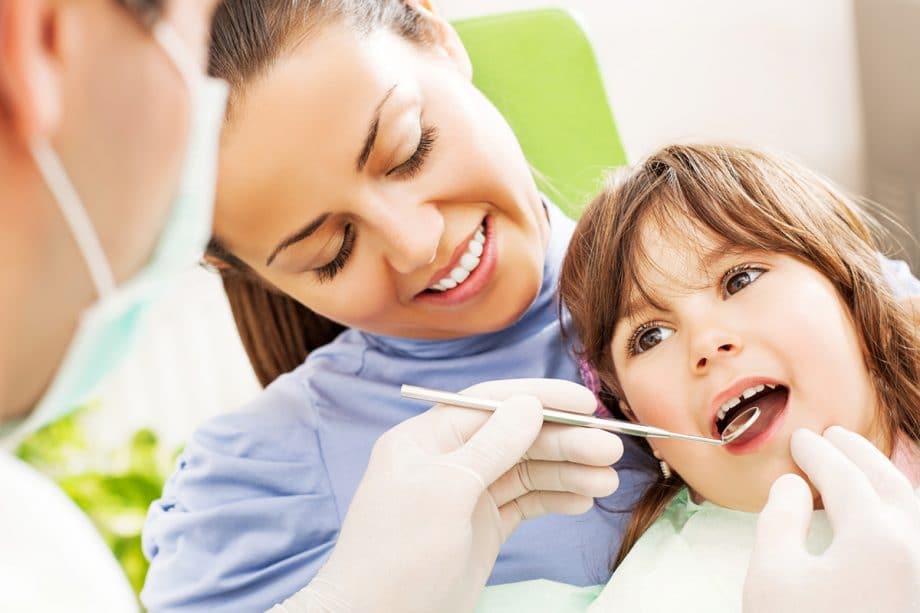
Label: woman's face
xmin=213 ymin=20 xmax=549 ymax=339
xmin=609 ymin=222 xmax=883 ymax=511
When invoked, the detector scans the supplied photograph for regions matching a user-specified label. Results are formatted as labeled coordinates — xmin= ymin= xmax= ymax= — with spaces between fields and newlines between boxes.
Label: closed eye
xmin=386 ymin=125 xmax=437 ymax=179
xmin=313 ymin=223 xmax=356 ymax=283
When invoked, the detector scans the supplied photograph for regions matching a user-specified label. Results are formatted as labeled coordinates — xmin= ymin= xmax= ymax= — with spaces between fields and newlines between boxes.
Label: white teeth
xmin=427 ymin=222 xmax=487 ymax=292
xmin=450 ymin=267 xmax=470 ymax=284
xmin=717 ymin=384 xmax=777 ymax=423
xmin=460 ymin=253 xmax=480 ymax=270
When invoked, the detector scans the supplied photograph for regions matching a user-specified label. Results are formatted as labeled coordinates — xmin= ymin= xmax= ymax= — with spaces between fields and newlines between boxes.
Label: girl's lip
xmin=414 ymin=216 xmax=497 ymax=306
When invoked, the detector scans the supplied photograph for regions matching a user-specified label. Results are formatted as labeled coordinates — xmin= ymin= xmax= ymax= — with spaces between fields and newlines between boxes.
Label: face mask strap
xmin=152 ymin=22 xmax=199 ymax=91
xmin=29 ymin=140 xmax=117 ymax=297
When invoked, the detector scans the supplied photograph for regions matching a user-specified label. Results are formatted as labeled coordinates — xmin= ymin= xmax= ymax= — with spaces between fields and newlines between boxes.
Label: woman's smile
xmin=415 ymin=216 xmax=498 ymax=306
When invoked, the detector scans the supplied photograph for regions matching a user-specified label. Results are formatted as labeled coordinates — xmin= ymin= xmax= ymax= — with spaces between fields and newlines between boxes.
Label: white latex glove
xmin=271 ymin=378 xmax=622 ymax=613
xmin=744 ymin=426 xmax=920 ymax=613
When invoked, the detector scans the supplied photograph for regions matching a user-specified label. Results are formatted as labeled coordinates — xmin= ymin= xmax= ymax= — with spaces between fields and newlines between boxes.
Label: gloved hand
xmin=272 ymin=378 xmax=622 ymax=613
xmin=744 ymin=426 xmax=920 ymax=613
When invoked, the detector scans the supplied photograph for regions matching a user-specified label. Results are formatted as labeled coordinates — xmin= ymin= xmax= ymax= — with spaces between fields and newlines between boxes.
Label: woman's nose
xmin=376 ymin=203 xmax=443 ymax=274
xmin=690 ymin=328 xmax=743 ymax=374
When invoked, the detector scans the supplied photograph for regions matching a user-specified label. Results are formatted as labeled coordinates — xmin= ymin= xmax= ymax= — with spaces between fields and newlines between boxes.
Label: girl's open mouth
xmin=715 ymin=384 xmax=790 ymax=454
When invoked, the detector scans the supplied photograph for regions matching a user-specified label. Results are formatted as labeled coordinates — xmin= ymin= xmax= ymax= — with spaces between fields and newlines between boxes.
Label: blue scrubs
xmin=140 ymin=204 xmax=657 ymax=612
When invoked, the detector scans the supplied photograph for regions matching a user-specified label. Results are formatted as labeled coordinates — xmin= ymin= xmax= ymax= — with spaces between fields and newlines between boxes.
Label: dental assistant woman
xmin=0 ymin=2 xmax=626 ymax=611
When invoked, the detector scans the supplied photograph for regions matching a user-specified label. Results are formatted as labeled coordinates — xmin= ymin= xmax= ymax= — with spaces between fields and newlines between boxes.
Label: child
xmin=476 ymin=143 xmax=920 ymax=611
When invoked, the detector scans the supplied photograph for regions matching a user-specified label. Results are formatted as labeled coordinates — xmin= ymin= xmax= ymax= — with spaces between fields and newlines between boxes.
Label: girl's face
xmin=610 ymin=222 xmax=884 ymax=511
xmin=212 ymin=20 xmax=549 ymax=339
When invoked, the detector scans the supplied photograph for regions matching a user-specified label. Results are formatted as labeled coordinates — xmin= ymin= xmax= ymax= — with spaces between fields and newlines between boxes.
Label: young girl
xmin=477 ymin=143 xmax=920 ymax=611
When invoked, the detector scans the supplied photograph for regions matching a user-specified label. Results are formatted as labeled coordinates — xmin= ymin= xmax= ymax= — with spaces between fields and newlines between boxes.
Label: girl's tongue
xmin=725 ymin=386 xmax=789 ymax=447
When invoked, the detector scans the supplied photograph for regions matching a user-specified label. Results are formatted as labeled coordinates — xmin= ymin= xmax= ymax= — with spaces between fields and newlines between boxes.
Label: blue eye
xmin=629 ymin=324 xmax=675 ymax=356
xmin=723 ymin=266 xmax=766 ymax=297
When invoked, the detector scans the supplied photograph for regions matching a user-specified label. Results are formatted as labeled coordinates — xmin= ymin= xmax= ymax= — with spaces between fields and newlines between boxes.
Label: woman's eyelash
xmin=314 ymin=223 xmax=356 ymax=283
xmin=387 ymin=126 xmax=438 ymax=179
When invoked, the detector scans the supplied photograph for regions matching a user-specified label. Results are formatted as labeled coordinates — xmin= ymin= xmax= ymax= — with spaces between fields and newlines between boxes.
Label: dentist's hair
xmin=205 ymin=0 xmax=437 ymax=386
xmin=559 ymin=143 xmax=920 ymax=568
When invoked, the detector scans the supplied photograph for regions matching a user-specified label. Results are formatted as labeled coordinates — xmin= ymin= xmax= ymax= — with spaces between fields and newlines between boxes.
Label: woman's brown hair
xmin=559 ymin=143 xmax=920 ymax=568
xmin=205 ymin=1 xmax=436 ymax=386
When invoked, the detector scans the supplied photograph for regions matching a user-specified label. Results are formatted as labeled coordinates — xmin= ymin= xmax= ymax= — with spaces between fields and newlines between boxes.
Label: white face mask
xmin=1 ymin=23 xmax=229 ymax=448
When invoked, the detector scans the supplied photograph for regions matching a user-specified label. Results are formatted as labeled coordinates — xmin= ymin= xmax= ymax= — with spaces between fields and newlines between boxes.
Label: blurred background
xmin=20 ymin=0 xmax=920 ymax=594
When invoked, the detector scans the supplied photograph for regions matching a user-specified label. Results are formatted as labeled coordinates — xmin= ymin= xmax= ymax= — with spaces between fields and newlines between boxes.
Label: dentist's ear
xmin=0 ymin=0 xmax=62 ymax=143
xmin=404 ymin=0 xmax=473 ymax=81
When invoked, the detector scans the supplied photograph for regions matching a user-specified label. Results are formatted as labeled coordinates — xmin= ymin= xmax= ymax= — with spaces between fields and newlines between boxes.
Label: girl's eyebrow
xmin=355 ymin=83 xmax=398 ymax=172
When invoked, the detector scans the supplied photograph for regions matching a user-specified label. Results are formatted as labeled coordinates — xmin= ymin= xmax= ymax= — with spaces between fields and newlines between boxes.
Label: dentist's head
xmin=0 ymin=0 xmax=227 ymax=442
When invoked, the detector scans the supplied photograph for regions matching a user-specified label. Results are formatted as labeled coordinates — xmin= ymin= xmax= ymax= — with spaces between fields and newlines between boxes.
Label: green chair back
xmin=454 ymin=8 xmax=627 ymax=218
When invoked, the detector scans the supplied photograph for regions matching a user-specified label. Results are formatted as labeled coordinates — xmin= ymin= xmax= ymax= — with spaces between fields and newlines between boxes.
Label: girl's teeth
xmin=440 ymin=278 xmax=458 ymax=289
xmin=468 ymin=240 xmax=483 ymax=257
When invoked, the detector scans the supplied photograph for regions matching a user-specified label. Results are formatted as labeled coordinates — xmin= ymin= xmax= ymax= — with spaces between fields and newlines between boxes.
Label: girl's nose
xmin=690 ymin=328 xmax=743 ymax=374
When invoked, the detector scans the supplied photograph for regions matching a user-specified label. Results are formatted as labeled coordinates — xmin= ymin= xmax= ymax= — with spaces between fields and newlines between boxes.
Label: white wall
xmin=442 ymin=0 xmax=867 ymax=193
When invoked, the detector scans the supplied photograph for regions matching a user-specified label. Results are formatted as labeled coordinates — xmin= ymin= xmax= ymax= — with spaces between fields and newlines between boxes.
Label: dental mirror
xmin=401 ymin=385 xmax=761 ymax=447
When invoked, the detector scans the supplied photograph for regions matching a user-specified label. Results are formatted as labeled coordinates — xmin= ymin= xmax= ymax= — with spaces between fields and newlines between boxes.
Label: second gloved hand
xmin=744 ymin=427 xmax=920 ymax=613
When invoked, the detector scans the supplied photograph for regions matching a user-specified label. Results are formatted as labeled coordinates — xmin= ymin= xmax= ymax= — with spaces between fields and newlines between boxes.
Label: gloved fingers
xmin=526 ymin=423 xmax=623 ymax=465
xmin=487 ymin=461 xmax=619 ymax=508
xmin=790 ymin=428 xmax=878 ymax=526
xmin=751 ymin=473 xmax=813 ymax=564
xmin=822 ymin=426 xmax=918 ymax=512
xmin=497 ymin=492 xmax=594 ymax=540
xmin=462 ymin=378 xmax=598 ymax=415
xmin=445 ymin=394 xmax=543 ymax=495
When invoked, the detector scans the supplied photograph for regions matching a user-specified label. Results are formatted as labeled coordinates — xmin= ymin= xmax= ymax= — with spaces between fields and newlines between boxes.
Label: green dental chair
xmin=455 ymin=8 xmax=628 ymax=217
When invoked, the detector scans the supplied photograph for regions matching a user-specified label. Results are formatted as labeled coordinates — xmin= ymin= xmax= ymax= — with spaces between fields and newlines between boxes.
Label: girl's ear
xmin=404 ymin=0 xmax=473 ymax=81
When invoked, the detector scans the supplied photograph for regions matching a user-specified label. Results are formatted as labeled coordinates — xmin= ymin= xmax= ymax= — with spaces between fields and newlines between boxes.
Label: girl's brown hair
xmin=206 ymin=1 xmax=436 ymax=386
xmin=559 ymin=143 xmax=920 ymax=568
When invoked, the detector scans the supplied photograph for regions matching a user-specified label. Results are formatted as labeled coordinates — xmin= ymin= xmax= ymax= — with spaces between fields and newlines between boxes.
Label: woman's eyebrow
xmin=355 ymin=83 xmax=398 ymax=172
xmin=266 ymin=213 xmax=331 ymax=266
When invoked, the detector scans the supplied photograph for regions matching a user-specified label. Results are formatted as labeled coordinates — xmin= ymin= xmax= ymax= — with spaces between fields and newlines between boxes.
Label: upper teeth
xmin=428 ymin=224 xmax=486 ymax=292
xmin=716 ymin=383 xmax=776 ymax=422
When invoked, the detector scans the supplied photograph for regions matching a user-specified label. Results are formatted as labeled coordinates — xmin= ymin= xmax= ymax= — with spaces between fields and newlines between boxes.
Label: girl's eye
xmin=722 ymin=265 xmax=766 ymax=297
xmin=628 ymin=324 xmax=675 ymax=356
xmin=314 ymin=223 xmax=356 ymax=283
xmin=387 ymin=125 xmax=438 ymax=179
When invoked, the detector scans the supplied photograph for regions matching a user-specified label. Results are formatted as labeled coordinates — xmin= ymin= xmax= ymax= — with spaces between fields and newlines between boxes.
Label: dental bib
xmin=587 ymin=488 xmax=834 ymax=612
